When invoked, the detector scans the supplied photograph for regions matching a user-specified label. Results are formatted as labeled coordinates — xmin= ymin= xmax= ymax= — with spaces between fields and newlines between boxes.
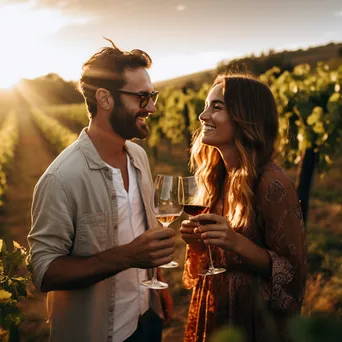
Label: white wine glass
xmin=153 ymin=174 xmax=183 ymax=268
xmin=140 ymin=267 xmax=168 ymax=290
xmin=179 ymin=175 xmax=226 ymax=276
xmin=140 ymin=175 xmax=183 ymax=290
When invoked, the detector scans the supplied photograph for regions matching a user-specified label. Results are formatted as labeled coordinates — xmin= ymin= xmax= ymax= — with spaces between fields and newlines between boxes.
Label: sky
xmin=0 ymin=0 xmax=341 ymax=88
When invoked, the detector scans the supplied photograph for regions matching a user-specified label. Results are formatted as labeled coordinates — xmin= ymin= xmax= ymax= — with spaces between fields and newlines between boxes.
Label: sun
xmin=0 ymin=2 xmax=81 ymax=91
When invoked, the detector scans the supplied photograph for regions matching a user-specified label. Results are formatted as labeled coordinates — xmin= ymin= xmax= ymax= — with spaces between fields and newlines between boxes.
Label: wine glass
xmin=179 ymin=175 xmax=226 ymax=276
xmin=153 ymin=174 xmax=183 ymax=268
xmin=140 ymin=175 xmax=183 ymax=290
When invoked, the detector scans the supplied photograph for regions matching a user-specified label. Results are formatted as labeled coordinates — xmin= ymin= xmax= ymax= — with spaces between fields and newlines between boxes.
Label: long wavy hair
xmin=190 ymin=74 xmax=279 ymax=229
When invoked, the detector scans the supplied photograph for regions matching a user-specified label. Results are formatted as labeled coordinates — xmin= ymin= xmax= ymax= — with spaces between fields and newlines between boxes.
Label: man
xmin=28 ymin=39 xmax=175 ymax=342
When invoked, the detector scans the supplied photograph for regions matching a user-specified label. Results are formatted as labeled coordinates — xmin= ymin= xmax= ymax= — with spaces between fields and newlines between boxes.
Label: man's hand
xmin=156 ymin=269 xmax=173 ymax=324
xmin=160 ymin=288 xmax=173 ymax=325
xmin=128 ymin=227 xmax=176 ymax=269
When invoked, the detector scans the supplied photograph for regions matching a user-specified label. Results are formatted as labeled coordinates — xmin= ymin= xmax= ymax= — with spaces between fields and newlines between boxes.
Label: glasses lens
xmin=140 ymin=96 xmax=148 ymax=108
xmin=139 ymin=92 xmax=159 ymax=108
xmin=151 ymin=92 xmax=159 ymax=105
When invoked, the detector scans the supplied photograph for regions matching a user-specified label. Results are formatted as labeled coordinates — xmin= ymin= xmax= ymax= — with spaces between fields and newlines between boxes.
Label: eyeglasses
xmin=114 ymin=89 xmax=159 ymax=108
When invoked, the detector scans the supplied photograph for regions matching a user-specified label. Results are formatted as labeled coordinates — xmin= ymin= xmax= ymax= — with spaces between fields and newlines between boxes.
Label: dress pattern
xmin=183 ymin=162 xmax=307 ymax=342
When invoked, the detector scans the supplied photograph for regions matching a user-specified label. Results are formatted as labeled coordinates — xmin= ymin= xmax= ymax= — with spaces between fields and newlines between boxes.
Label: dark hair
xmin=78 ymin=38 xmax=152 ymax=118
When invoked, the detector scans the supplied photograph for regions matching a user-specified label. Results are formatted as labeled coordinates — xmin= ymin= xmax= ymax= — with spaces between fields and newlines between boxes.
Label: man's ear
xmin=95 ymin=88 xmax=113 ymax=111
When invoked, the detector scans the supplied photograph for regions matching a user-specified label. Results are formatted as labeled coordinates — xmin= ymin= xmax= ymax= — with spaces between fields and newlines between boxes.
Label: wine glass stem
xmin=151 ymin=267 xmax=158 ymax=284
xmin=207 ymin=245 xmax=215 ymax=270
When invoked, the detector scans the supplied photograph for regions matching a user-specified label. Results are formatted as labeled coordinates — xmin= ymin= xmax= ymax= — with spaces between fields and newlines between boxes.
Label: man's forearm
xmin=41 ymin=244 xmax=132 ymax=292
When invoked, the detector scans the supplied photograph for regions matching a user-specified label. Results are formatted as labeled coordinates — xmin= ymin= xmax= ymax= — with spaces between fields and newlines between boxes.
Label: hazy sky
xmin=0 ymin=0 xmax=341 ymax=87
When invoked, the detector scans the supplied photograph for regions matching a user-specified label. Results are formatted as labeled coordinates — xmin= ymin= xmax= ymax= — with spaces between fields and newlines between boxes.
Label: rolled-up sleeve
xmin=257 ymin=173 xmax=307 ymax=313
xmin=28 ymin=173 xmax=74 ymax=291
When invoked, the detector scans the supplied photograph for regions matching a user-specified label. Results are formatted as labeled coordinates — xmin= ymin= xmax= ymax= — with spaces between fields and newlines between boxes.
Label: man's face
xmin=109 ymin=67 xmax=157 ymax=140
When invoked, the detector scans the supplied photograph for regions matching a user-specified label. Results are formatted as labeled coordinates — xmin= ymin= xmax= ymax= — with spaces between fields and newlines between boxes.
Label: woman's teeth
xmin=203 ymin=125 xmax=216 ymax=132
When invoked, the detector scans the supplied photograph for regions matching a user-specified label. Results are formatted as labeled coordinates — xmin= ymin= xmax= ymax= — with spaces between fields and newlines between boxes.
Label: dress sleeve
xmin=257 ymin=170 xmax=307 ymax=313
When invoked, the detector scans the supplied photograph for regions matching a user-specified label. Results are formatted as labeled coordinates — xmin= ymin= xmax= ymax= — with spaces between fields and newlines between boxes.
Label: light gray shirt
xmin=28 ymin=128 xmax=163 ymax=342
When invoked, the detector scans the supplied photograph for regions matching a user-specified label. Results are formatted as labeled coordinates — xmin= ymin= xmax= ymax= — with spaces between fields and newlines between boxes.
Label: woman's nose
xmin=199 ymin=109 xmax=209 ymax=121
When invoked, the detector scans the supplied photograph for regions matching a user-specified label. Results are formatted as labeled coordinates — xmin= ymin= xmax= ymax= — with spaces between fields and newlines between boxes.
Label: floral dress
xmin=183 ymin=163 xmax=307 ymax=342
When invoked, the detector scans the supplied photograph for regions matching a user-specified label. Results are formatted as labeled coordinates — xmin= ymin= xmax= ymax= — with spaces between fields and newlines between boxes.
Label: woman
xmin=180 ymin=74 xmax=307 ymax=342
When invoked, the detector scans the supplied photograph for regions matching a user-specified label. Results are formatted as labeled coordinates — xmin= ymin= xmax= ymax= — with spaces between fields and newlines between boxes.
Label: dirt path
xmin=0 ymin=108 xmax=55 ymax=341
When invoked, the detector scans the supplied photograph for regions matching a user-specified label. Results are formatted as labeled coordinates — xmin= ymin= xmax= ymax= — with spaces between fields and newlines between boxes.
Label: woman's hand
xmin=180 ymin=219 xmax=206 ymax=255
xmin=191 ymin=213 xmax=239 ymax=252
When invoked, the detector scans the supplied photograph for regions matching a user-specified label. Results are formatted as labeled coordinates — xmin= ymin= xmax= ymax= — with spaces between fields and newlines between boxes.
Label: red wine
xmin=183 ymin=205 xmax=216 ymax=224
xmin=183 ymin=205 xmax=209 ymax=216
xmin=156 ymin=214 xmax=181 ymax=227
xmin=198 ymin=219 xmax=216 ymax=225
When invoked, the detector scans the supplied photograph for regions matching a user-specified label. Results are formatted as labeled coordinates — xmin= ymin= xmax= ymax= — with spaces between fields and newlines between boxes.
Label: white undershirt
xmin=107 ymin=156 xmax=150 ymax=342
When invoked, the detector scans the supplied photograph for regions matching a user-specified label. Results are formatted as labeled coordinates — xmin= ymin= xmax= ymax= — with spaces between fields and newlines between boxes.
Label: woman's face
xmin=199 ymin=84 xmax=237 ymax=149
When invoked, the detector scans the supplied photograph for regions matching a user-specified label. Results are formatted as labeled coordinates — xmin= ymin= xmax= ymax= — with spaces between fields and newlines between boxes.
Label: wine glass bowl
xmin=141 ymin=174 xmax=183 ymax=289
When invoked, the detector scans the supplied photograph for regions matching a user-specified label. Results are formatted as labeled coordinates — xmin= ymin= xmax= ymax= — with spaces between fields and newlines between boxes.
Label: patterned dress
xmin=183 ymin=162 xmax=307 ymax=342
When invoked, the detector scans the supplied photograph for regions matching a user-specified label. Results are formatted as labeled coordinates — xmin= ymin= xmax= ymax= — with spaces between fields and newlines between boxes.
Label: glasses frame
xmin=114 ymin=89 xmax=159 ymax=108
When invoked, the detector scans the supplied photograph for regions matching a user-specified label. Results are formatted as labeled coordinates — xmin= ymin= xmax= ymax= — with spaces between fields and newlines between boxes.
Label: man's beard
xmin=109 ymin=102 xmax=149 ymax=140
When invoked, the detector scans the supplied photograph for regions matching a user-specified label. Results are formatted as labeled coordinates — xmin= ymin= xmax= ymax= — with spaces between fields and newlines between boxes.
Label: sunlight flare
xmin=0 ymin=1 xmax=89 ymax=88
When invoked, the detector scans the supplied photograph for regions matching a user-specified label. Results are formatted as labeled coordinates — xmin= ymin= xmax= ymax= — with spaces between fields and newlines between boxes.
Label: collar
xmin=77 ymin=128 xmax=137 ymax=170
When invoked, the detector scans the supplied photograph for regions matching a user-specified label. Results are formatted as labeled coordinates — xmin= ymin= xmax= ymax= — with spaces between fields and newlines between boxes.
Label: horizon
xmin=1 ymin=0 xmax=342 ymax=88
xmin=3 ymin=40 xmax=341 ymax=89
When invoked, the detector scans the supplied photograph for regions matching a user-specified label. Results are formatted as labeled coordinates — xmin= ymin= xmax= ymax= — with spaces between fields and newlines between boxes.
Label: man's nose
xmin=145 ymin=98 xmax=157 ymax=113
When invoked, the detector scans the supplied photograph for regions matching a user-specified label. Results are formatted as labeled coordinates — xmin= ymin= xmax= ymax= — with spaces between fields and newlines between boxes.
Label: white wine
xmin=156 ymin=214 xmax=181 ymax=227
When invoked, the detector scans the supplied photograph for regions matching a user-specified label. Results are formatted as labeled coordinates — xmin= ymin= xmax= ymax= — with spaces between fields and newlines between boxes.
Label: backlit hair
xmin=190 ymin=74 xmax=279 ymax=228
xmin=78 ymin=38 xmax=152 ymax=118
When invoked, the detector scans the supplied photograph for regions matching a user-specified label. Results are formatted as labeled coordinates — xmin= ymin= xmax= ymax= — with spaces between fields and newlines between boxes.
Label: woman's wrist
xmin=230 ymin=233 xmax=272 ymax=278
xmin=231 ymin=232 xmax=244 ymax=254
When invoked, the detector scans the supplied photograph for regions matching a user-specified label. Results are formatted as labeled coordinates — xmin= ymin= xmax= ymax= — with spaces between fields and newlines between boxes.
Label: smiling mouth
xmin=136 ymin=116 xmax=146 ymax=124
xmin=136 ymin=113 xmax=149 ymax=127
xmin=202 ymin=124 xmax=216 ymax=133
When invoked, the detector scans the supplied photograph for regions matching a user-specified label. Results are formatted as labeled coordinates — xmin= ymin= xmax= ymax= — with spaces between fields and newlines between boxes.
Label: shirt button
xmin=104 ymin=167 xmax=109 ymax=172
xmin=109 ymin=305 xmax=114 ymax=312
xmin=111 ymin=195 xmax=115 ymax=200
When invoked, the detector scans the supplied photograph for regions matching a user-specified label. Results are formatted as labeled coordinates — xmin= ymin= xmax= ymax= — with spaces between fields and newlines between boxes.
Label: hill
xmin=13 ymin=73 xmax=84 ymax=107
xmin=154 ymin=42 xmax=342 ymax=90
xmin=1 ymin=41 xmax=340 ymax=109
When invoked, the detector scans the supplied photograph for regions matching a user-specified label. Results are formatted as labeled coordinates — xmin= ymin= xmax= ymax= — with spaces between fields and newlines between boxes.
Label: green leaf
xmin=209 ymin=326 xmax=246 ymax=342
xmin=289 ymin=315 xmax=342 ymax=342
xmin=307 ymin=107 xmax=324 ymax=126
xmin=0 ymin=239 xmax=6 ymax=254
xmin=0 ymin=289 xmax=12 ymax=302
